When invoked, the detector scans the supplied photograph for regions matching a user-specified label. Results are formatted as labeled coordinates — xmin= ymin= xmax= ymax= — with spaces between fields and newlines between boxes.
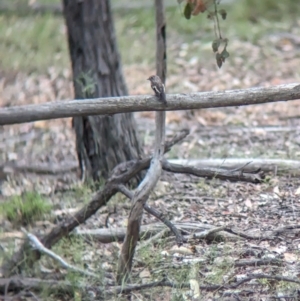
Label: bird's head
xmin=147 ymin=75 xmax=156 ymax=82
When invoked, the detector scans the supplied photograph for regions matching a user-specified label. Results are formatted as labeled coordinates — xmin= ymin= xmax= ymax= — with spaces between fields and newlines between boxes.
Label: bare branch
xmin=162 ymin=159 xmax=263 ymax=183
xmin=192 ymin=226 xmax=225 ymax=239
xmin=117 ymin=184 xmax=184 ymax=246
xmin=231 ymin=273 xmax=300 ymax=288
xmin=169 ymin=158 xmax=300 ymax=175
xmin=116 ymin=117 xmax=164 ymax=282
xmin=75 ymin=221 xmax=242 ymax=243
xmin=21 ymin=228 xmax=100 ymax=279
xmin=1 ymin=83 xmax=300 ymax=125
xmin=0 ymin=161 xmax=77 ymax=177
xmin=116 ymin=0 xmax=167 ymax=283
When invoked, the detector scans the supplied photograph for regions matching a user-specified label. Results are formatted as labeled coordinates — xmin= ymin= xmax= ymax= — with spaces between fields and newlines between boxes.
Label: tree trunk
xmin=62 ymin=0 xmax=143 ymax=181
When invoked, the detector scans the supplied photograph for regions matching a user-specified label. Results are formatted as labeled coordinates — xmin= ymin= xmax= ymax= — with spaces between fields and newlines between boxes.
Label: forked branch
xmin=116 ymin=0 xmax=167 ymax=283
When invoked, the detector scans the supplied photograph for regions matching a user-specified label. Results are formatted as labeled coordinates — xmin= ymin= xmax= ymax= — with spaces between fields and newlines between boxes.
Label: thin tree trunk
xmin=62 ymin=0 xmax=143 ymax=181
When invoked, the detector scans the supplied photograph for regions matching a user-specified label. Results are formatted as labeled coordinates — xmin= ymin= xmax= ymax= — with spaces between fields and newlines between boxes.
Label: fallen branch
xmin=233 ymin=258 xmax=283 ymax=267
xmin=227 ymin=225 xmax=300 ymax=241
xmin=0 ymin=161 xmax=77 ymax=177
xmin=1 ymin=83 xmax=300 ymax=125
xmin=231 ymin=273 xmax=300 ymax=288
xmin=21 ymin=228 xmax=100 ymax=279
xmin=169 ymin=158 xmax=300 ymax=175
xmin=192 ymin=226 xmax=225 ymax=239
xmin=74 ymin=221 xmax=242 ymax=243
xmin=162 ymin=159 xmax=263 ymax=183
xmin=178 ymin=257 xmax=283 ymax=268
xmin=73 ymin=222 xmax=300 ymax=243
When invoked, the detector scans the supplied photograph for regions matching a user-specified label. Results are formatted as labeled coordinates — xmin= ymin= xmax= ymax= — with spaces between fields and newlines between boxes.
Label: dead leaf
xmin=192 ymin=0 xmax=215 ymax=15
xmin=284 ymin=252 xmax=298 ymax=262
xmin=170 ymin=246 xmax=194 ymax=255
xmin=140 ymin=269 xmax=151 ymax=279
xmin=244 ymin=198 xmax=252 ymax=209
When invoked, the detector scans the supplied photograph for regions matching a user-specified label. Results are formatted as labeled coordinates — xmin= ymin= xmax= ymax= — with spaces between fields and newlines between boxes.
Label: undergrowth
xmin=0 ymin=191 xmax=51 ymax=225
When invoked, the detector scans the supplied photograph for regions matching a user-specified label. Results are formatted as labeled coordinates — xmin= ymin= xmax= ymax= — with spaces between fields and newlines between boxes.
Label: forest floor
xmin=1 ymin=1 xmax=300 ymax=300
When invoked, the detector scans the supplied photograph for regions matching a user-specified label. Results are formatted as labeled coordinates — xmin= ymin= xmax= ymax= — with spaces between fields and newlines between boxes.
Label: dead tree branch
xmin=1 ymin=83 xmax=300 ymax=125
xmin=169 ymin=158 xmax=300 ymax=176
xmin=118 ymin=184 xmax=184 ymax=245
xmin=116 ymin=0 xmax=167 ymax=283
xmin=74 ymin=221 xmax=242 ymax=243
xmin=162 ymin=159 xmax=263 ymax=183
xmin=20 ymin=228 xmax=100 ymax=279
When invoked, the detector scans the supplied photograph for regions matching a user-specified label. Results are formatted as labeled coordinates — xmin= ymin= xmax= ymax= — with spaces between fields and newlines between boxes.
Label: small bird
xmin=147 ymin=75 xmax=167 ymax=105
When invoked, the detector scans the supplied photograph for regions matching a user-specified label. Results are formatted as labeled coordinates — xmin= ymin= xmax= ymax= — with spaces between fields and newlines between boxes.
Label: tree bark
xmin=62 ymin=0 xmax=143 ymax=181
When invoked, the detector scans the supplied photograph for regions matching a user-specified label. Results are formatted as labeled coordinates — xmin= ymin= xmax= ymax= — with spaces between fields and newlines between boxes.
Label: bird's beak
xmin=147 ymin=78 xmax=150 ymax=80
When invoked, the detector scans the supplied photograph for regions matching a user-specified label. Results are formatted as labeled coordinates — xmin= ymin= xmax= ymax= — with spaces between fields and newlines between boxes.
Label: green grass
xmin=0 ymin=191 xmax=51 ymax=225
xmin=0 ymin=13 xmax=67 ymax=72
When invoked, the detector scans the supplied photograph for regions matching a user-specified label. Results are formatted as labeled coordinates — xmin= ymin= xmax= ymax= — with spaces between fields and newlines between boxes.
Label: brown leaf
xmin=192 ymin=0 xmax=207 ymax=15
xmin=192 ymin=0 xmax=216 ymax=15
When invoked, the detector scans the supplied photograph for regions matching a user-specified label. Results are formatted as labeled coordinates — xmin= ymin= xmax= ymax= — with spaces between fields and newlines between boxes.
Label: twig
xmin=231 ymin=273 xmax=300 ymax=288
xmin=192 ymin=226 xmax=225 ymax=239
xmin=224 ymin=226 xmax=300 ymax=241
xmin=233 ymin=259 xmax=283 ymax=268
xmin=118 ymin=184 xmax=184 ymax=245
xmin=20 ymin=228 xmax=100 ymax=279
xmin=136 ymin=229 xmax=168 ymax=251
xmin=144 ymin=205 xmax=184 ymax=246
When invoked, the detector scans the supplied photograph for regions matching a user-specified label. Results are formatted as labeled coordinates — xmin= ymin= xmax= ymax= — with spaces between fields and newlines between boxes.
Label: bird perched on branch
xmin=147 ymin=75 xmax=167 ymax=105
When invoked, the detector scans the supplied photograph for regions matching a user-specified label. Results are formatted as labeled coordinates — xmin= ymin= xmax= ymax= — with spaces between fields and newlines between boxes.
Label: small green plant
xmin=0 ymin=191 xmax=51 ymax=225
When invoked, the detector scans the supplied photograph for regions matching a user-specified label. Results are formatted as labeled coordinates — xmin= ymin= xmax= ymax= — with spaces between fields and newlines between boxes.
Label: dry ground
xmin=1 ymin=1 xmax=300 ymax=300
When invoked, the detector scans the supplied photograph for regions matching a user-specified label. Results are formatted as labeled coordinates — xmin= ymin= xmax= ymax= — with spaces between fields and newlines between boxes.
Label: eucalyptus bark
xmin=62 ymin=0 xmax=143 ymax=180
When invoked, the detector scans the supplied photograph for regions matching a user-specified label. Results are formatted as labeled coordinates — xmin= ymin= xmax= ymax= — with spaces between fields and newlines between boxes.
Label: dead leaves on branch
xmin=213 ymin=38 xmax=229 ymax=68
xmin=179 ymin=0 xmax=230 ymax=68
xmin=181 ymin=0 xmax=220 ymax=17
